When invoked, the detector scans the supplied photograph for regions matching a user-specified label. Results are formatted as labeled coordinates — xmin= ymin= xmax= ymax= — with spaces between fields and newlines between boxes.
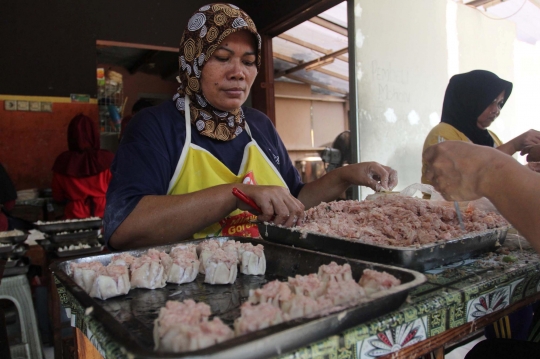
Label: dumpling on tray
xmin=204 ymin=249 xmax=238 ymax=285
xmin=170 ymin=243 xmax=197 ymax=257
xmin=358 ymin=269 xmax=401 ymax=295
xmin=196 ymin=240 xmax=221 ymax=274
xmin=318 ymin=261 xmax=353 ymax=282
xmin=154 ymin=299 xmax=233 ymax=353
xmin=130 ymin=249 xmax=170 ymax=289
xmin=247 ymin=280 xmax=292 ymax=308
xmin=70 ymin=261 xmax=104 ymax=293
xmin=158 ymin=318 xmax=233 ymax=353
xmin=288 ymin=273 xmax=327 ymax=299
xmin=89 ymin=264 xmax=130 ymax=300
xmin=110 ymin=253 xmax=135 ymax=268
xmin=238 ymin=243 xmax=265 ymax=275
xmin=234 ymin=302 xmax=287 ymax=336
xmin=167 ymin=248 xmax=200 ymax=284
xmin=281 ymin=294 xmax=320 ymax=320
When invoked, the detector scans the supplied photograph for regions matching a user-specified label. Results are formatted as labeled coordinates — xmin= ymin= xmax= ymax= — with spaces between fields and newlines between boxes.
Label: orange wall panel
xmin=0 ymin=101 xmax=99 ymax=190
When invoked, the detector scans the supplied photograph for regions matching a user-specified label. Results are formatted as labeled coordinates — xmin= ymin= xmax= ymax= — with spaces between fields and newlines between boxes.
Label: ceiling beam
xmin=259 ymin=0 xmax=345 ymax=37
xmin=277 ymin=33 xmax=349 ymax=62
xmin=96 ymin=40 xmax=177 ymax=52
xmin=275 ymin=47 xmax=348 ymax=78
xmin=308 ymin=16 xmax=348 ymax=36
xmin=127 ymin=50 xmax=159 ymax=74
xmin=465 ymin=0 xmax=501 ymax=7
xmin=285 ymin=74 xmax=348 ymax=95
xmin=274 ymin=52 xmax=348 ymax=81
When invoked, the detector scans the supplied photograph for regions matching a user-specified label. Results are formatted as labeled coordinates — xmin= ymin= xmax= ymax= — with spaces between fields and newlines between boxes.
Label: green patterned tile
xmin=448 ymin=302 xmax=467 ymax=328
xmin=278 ymin=336 xmax=339 ymax=359
xmin=408 ymin=282 xmax=441 ymax=298
xmin=524 ymin=273 xmax=540 ymax=297
xmin=427 ymin=309 xmax=446 ymax=336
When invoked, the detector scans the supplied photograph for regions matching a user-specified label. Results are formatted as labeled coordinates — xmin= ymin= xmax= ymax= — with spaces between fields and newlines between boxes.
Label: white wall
xmin=354 ymin=0 xmax=540 ymax=198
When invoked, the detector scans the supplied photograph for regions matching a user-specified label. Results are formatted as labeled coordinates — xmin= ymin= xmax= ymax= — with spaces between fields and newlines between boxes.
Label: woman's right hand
xmin=234 ymin=185 xmax=305 ymax=227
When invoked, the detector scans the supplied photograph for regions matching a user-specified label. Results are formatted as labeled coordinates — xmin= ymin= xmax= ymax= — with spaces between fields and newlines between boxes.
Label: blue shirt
xmin=104 ymin=100 xmax=304 ymax=245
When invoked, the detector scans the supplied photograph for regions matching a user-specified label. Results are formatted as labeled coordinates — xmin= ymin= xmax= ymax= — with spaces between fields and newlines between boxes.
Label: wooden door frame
xmin=251 ymin=0 xmax=346 ymax=125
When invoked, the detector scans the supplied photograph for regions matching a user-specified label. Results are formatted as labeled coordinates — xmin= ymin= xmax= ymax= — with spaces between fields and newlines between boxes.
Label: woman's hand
xmin=341 ymin=162 xmax=398 ymax=192
xmin=510 ymin=129 xmax=540 ymax=152
xmin=234 ymin=185 xmax=305 ymax=227
xmin=521 ymin=144 xmax=540 ymax=162
xmin=422 ymin=141 xmax=506 ymax=201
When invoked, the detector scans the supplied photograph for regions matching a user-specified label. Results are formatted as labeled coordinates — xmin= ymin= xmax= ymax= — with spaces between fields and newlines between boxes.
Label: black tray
xmin=37 ymin=239 xmax=104 ymax=257
xmin=46 ymin=230 xmax=100 ymax=243
xmin=0 ymin=242 xmax=14 ymax=256
xmin=3 ymin=257 xmax=30 ymax=277
xmin=50 ymin=237 xmax=425 ymax=359
xmin=35 ymin=218 xmax=103 ymax=234
xmin=0 ymin=231 xmax=28 ymax=245
xmin=258 ymin=223 xmax=509 ymax=271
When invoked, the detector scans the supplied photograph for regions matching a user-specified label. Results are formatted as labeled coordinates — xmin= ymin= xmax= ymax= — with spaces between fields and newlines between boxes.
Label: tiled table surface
xmin=55 ymin=244 xmax=540 ymax=359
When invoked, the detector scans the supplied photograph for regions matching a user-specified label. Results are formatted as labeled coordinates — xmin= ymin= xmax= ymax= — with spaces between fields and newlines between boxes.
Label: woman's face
xmin=200 ymin=30 xmax=258 ymax=112
xmin=477 ymin=90 xmax=505 ymax=129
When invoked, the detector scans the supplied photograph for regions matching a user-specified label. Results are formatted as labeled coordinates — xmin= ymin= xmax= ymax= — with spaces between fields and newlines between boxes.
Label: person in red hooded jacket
xmin=51 ymin=114 xmax=114 ymax=219
xmin=0 ymin=163 xmax=17 ymax=231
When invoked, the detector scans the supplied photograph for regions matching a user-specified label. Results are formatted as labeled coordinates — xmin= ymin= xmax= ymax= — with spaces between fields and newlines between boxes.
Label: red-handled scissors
xmin=232 ymin=187 xmax=262 ymax=213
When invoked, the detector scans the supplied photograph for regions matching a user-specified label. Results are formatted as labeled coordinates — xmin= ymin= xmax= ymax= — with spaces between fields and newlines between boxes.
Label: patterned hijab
xmin=440 ymin=70 xmax=512 ymax=147
xmin=173 ymin=3 xmax=261 ymax=141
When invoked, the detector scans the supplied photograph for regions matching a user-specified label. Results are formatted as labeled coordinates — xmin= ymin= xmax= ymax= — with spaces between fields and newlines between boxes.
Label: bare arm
xmin=298 ymin=162 xmax=398 ymax=209
xmin=497 ymin=129 xmax=540 ymax=156
xmin=109 ymin=183 xmax=304 ymax=250
xmin=423 ymin=141 xmax=540 ymax=253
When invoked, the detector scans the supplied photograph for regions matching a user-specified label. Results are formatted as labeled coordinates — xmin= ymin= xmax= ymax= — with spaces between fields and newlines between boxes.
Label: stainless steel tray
xmin=35 ymin=218 xmax=103 ymax=233
xmin=258 ymin=224 xmax=509 ymax=271
xmin=50 ymin=237 xmax=425 ymax=359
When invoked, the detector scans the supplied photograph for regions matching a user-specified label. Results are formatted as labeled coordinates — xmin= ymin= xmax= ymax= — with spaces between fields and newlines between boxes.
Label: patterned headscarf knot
xmin=174 ymin=3 xmax=261 ymax=141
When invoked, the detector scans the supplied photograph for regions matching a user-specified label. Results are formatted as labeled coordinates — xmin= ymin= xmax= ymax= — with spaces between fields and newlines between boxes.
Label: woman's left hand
xmin=512 ymin=129 xmax=540 ymax=152
xmin=521 ymin=144 xmax=540 ymax=162
xmin=343 ymin=162 xmax=398 ymax=192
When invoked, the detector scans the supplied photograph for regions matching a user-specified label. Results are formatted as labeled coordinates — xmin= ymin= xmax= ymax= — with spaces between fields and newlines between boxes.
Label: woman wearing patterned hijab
xmin=104 ymin=3 xmax=397 ymax=250
xmin=421 ymin=70 xmax=540 ymax=185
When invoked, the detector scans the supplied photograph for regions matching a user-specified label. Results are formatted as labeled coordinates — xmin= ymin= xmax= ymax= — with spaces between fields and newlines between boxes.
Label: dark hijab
xmin=52 ymin=114 xmax=114 ymax=177
xmin=441 ymin=70 xmax=513 ymax=147
xmin=174 ymin=3 xmax=261 ymax=141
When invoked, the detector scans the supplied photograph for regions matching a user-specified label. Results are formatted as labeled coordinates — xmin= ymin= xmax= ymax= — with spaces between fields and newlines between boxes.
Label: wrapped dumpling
xmin=288 ymin=273 xmax=327 ymax=299
xmin=358 ymin=269 xmax=401 ymax=295
xmin=89 ymin=264 xmax=130 ymax=300
xmin=234 ymin=302 xmax=287 ymax=336
xmin=239 ymin=243 xmax=265 ymax=275
xmin=170 ymin=243 xmax=197 ymax=257
xmin=70 ymin=261 xmax=104 ymax=293
xmin=110 ymin=253 xmax=135 ymax=268
xmin=130 ymin=251 xmax=168 ymax=289
xmin=247 ymin=280 xmax=292 ymax=308
xmin=317 ymin=262 xmax=353 ymax=282
xmin=196 ymin=240 xmax=220 ymax=274
xmin=154 ymin=300 xmax=212 ymax=351
xmin=281 ymin=294 xmax=320 ymax=320
xmin=221 ymin=240 xmax=241 ymax=259
xmin=167 ymin=249 xmax=200 ymax=284
xmin=157 ymin=318 xmax=233 ymax=353
xmin=323 ymin=279 xmax=365 ymax=306
xmin=204 ymin=249 xmax=238 ymax=285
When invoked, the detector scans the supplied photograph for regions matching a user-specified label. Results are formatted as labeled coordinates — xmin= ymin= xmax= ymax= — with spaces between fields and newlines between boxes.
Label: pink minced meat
xmin=358 ymin=269 xmax=401 ymax=295
xmin=300 ymin=196 xmax=508 ymax=246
